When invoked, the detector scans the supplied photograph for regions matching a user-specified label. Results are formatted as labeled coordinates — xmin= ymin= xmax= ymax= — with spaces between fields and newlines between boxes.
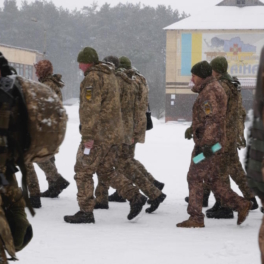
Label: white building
xmin=164 ymin=0 xmax=264 ymax=121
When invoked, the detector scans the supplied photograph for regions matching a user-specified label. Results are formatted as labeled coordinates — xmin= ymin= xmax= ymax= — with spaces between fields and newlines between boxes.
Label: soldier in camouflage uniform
xmin=64 ymin=47 xmax=147 ymax=224
xmin=108 ymin=57 xmax=165 ymax=204
xmin=95 ymin=56 xmax=166 ymax=213
xmin=26 ymin=60 xmax=69 ymax=209
xmin=177 ymin=61 xmax=251 ymax=228
xmin=205 ymin=57 xmax=258 ymax=218
xmin=0 ymin=53 xmax=33 ymax=263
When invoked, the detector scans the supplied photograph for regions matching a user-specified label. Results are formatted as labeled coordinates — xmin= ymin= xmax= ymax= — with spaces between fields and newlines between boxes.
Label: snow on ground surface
xmin=16 ymin=105 xmax=261 ymax=264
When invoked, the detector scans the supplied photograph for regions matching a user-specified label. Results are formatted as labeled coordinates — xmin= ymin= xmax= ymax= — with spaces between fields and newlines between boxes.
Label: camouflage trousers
xmin=203 ymin=150 xmax=255 ymax=201
xmin=0 ymin=173 xmax=29 ymax=259
xmin=74 ymin=143 xmax=140 ymax=213
xmin=96 ymin=143 xmax=161 ymax=204
xmin=187 ymin=147 xmax=249 ymax=224
xmin=0 ymin=194 xmax=16 ymax=261
xmin=26 ymin=156 xmax=61 ymax=196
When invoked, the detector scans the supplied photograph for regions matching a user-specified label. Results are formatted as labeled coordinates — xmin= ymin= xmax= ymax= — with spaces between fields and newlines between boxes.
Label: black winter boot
xmin=127 ymin=194 xmax=147 ymax=220
xmin=153 ymin=180 xmax=165 ymax=191
xmin=30 ymin=195 xmax=41 ymax=208
xmin=205 ymin=201 xmax=221 ymax=217
xmin=108 ymin=191 xmax=126 ymax=202
xmin=250 ymin=197 xmax=259 ymax=210
xmin=41 ymin=176 xmax=70 ymax=198
xmin=206 ymin=207 xmax=234 ymax=219
xmin=64 ymin=211 xmax=95 ymax=224
xmin=146 ymin=193 xmax=166 ymax=213
xmin=94 ymin=202 xmax=109 ymax=209
xmin=185 ymin=195 xmax=209 ymax=207
xmin=40 ymin=189 xmax=52 ymax=198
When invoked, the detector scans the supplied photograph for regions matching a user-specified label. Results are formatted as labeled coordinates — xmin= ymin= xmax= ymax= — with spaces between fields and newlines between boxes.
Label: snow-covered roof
xmin=164 ymin=6 xmax=264 ymax=30
xmin=0 ymin=43 xmax=43 ymax=55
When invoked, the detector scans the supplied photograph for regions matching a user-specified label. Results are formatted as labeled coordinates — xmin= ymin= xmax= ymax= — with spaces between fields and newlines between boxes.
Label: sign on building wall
xmin=181 ymin=33 xmax=264 ymax=76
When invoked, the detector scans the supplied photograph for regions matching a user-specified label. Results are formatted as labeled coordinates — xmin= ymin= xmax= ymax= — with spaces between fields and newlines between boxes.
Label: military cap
xmin=119 ymin=56 xmax=132 ymax=69
xmin=210 ymin=56 xmax=228 ymax=74
xmin=34 ymin=60 xmax=53 ymax=78
xmin=77 ymin=47 xmax=99 ymax=64
xmin=191 ymin=61 xmax=212 ymax=79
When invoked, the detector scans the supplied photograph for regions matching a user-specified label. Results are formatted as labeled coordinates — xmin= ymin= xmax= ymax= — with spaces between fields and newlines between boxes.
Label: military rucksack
xmin=0 ymin=76 xmax=67 ymax=164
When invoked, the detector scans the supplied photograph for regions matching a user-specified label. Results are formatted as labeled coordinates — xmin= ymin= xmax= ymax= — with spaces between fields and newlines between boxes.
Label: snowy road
xmin=17 ymin=105 xmax=261 ymax=264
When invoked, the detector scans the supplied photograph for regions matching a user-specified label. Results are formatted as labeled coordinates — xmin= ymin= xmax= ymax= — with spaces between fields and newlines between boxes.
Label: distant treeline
xmin=0 ymin=0 xmax=187 ymax=118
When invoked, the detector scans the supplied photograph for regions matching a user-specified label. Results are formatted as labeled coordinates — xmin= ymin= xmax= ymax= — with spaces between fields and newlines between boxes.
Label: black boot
xmin=250 ymin=197 xmax=259 ymax=210
xmin=206 ymin=207 xmax=234 ymax=219
xmin=146 ymin=193 xmax=166 ymax=214
xmin=153 ymin=180 xmax=165 ymax=191
xmin=185 ymin=195 xmax=209 ymax=207
xmin=30 ymin=195 xmax=41 ymax=208
xmin=40 ymin=189 xmax=52 ymax=198
xmin=108 ymin=191 xmax=126 ymax=202
xmin=205 ymin=201 xmax=221 ymax=217
xmin=94 ymin=202 xmax=109 ymax=209
xmin=127 ymin=194 xmax=147 ymax=220
xmin=64 ymin=211 xmax=95 ymax=224
xmin=41 ymin=176 xmax=70 ymax=198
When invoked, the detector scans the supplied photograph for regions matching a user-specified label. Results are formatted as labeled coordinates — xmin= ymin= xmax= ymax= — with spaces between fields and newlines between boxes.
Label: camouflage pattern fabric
xmin=75 ymin=143 xmax=139 ymax=212
xmin=218 ymin=78 xmax=238 ymax=153
xmin=17 ymin=76 xmax=67 ymax=164
xmin=202 ymin=77 xmax=254 ymax=200
xmin=76 ymin=63 xmax=140 ymax=212
xmin=79 ymin=63 xmax=123 ymax=145
xmin=26 ymin=158 xmax=62 ymax=196
xmin=116 ymin=69 xmax=138 ymax=145
xmin=39 ymin=74 xmax=64 ymax=102
xmin=34 ymin=60 xmax=53 ymax=79
xmin=1 ymin=173 xmax=31 ymax=255
xmin=188 ymin=76 xmax=248 ymax=223
xmin=191 ymin=76 xmax=226 ymax=149
xmin=188 ymin=150 xmax=249 ymax=223
xmin=237 ymin=92 xmax=247 ymax=149
xmin=117 ymin=144 xmax=161 ymax=200
xmin=26 ymin=163 xmax=40 ymax=196
xmin=133 ymin=72 xmax=148 ymax=144
xmin=0 ymin=195 xmax=16 ymax=260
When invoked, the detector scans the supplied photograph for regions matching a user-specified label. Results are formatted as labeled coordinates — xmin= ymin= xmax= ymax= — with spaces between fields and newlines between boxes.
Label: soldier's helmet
xmin=119 ymin=57 xmax=132 ymax=69
xmin=77 ymin=47 xmax=99 ymax=64
xmin=210 ymin=56 xmax=228 ymax=74
xmin=34 ymin=60 xmax=53 ymax=78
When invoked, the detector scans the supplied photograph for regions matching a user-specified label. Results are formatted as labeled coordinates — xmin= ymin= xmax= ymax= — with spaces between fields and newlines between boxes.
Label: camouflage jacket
xmin=133 ymin=71 xmax=148 ymax=144
xmin=79 ymin=63 xmax=123 ymax=146
xmin=218 ymin=77 xmax=238 ymax=153
xmin=39 ymin=74 xmax=64 ymax=102
xmin=116 ymin=69 xmax=139 ymax=145
xmin=192 ymin=76 xmax=227 ymax=150
xmin=237 ymin=92 xmax=246 ymax=147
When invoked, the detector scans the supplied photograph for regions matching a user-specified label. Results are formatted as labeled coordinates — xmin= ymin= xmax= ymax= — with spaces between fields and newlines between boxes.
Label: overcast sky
xmin=0 ymin=0 xmax=222 ymax=15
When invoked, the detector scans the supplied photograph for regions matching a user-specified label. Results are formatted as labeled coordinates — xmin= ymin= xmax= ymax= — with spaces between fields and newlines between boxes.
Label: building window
xmin=237 ymin=0 xmax=245 ymax=4
xmin=9 ymin=63 xmax=33 ymax=79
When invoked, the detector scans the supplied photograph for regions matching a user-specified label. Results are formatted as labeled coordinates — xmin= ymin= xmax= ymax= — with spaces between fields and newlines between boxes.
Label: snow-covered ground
xmin=16 ymin=105 xmax=262 ymax=264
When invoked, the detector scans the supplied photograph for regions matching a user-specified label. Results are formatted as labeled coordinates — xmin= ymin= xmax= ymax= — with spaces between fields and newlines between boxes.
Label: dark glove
xmin=185 ymin=126 xmax=193 ymax=140
xmin=202 ymin=145 xmax=213 ymax=158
